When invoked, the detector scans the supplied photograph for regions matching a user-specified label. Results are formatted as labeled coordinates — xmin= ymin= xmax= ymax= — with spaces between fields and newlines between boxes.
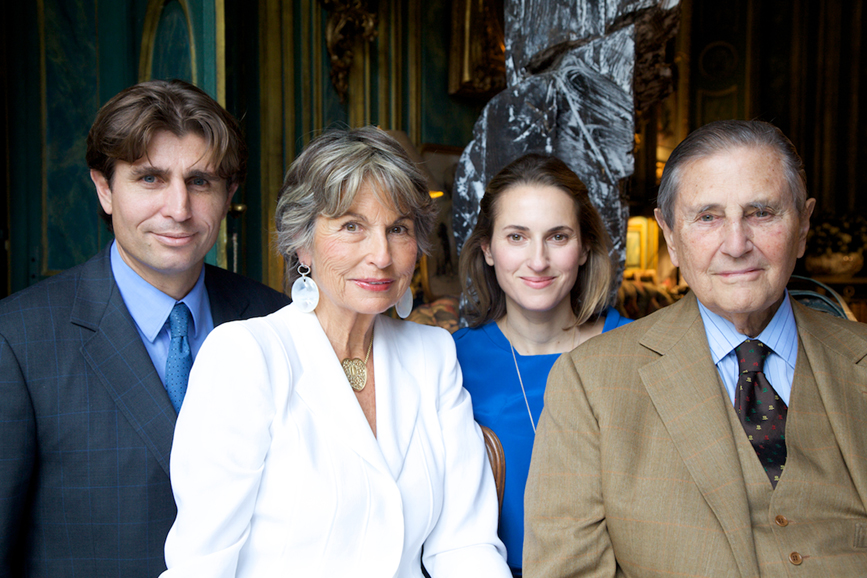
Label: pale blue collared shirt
xmin=698 ymin=291 xmax=798 ymax=406
xmin=110 ymin=241 xmax=214 ymax=387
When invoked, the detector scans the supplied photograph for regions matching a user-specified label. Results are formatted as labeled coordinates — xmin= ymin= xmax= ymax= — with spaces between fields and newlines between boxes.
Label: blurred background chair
xmin=787 ymin=275 xmax=857 ymax=321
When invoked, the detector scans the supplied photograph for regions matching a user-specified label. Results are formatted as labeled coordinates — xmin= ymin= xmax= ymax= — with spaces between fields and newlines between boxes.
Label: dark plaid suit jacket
xmin=0 ymin=245 xmax=289 ymax=578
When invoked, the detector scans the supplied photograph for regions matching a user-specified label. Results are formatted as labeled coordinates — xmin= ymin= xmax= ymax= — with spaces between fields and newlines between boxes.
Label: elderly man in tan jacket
xmin=524 ymin=119 xmax=867 ymax=577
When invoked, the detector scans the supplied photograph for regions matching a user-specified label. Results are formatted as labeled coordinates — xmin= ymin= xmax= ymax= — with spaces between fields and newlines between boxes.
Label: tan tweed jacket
xmin=524 ymin=292 xmax=867 ymax=577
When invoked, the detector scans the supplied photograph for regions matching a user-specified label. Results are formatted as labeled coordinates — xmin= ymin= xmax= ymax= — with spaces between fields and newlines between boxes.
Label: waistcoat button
xmin=774 ymin=515 xmax=789 ymax=527
xmin=789 ymin=552 xmax=803 ymax=565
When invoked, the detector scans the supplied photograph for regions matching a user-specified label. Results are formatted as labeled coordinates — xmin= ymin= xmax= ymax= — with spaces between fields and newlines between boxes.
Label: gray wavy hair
xmin=275 ymin=126 xmax=437 ymax=288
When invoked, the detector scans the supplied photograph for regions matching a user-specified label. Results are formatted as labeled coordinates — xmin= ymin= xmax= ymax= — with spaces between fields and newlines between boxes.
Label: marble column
xmin=453 ymin=0 xmax=680 ymax=290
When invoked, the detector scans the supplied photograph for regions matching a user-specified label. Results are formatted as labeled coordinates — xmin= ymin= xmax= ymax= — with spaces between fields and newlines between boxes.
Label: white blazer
xmin=162 ymin=303 xmax=510 ymax=578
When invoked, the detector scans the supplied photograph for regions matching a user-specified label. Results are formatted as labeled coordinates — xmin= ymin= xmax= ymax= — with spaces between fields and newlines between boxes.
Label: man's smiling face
xmin=91 ymin=130 xmax=235 ymax=299
xmin=656 ymin=145 xmax=815 ymax=335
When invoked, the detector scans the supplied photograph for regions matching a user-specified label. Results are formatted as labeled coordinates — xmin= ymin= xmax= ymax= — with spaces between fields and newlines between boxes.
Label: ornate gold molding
xmin=38 ymin=0 xmax=53 ymax=275
xmin=448 ymin=0 xmax=505 ymax=99
xmin=318 ymin=0 xmax=377 ymax=103
xmin=408 ymin=0 xmax=421 ymax=144
xmin=377 ymin=0 xmax=401 ymax=130
xmin=216 ymin=0 xmax=227 ymax=269
xmin=347 ymin=32 xmax=370 ymax=126
xmin=260 ymin=0 xmax=287 ymax=290
xmin=139 ymin=0 xmax=197 ymax=83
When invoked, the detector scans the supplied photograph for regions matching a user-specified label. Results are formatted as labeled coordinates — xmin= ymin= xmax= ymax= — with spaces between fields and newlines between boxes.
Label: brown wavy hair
xmin=86 ymin=79 xmax=247 ymax=232
xmin=460 ymin=154 xmax=614 ymax=328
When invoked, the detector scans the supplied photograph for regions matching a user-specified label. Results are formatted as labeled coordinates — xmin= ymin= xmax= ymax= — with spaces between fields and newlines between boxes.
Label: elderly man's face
xmin=656 ymin=146 xmax=815 ymax=335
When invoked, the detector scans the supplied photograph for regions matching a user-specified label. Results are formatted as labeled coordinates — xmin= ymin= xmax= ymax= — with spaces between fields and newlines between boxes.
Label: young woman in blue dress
xmin=453 ymin=154 xmax=630 ymax=576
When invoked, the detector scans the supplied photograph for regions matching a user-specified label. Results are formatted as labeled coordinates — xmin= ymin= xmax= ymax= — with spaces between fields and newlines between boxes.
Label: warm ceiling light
xmin=429 ymin=190 xmax=444 ymax=198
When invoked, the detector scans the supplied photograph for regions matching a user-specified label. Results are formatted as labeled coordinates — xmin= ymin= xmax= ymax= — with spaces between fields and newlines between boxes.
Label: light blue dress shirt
xmin=110 ymin=241 xmax=214 ymax=387
xmin=698 ymin=291 xmax=797 ymax=406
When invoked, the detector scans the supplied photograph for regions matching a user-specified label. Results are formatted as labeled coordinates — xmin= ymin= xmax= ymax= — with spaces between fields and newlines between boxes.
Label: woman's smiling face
xmin=482 ymin=183 xmax=587 ymax=316
xmin=298 ymin=182 xmax=418 ymax=319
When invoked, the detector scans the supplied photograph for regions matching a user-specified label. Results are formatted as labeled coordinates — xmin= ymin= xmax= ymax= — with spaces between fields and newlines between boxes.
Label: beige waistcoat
xmin=723 ymin=340 xmax=867 ymax=576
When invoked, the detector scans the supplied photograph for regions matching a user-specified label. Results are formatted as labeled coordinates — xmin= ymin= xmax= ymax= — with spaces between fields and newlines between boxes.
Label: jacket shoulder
xmin=796 ymin=300 xmax=867 ymax=334
xmin=576 ymin=304 xmax=667 ymax=354
xmin=378 ymin=316 xmax=457 ymax=369
xmin=204 ymin=265 xmax=290 ymax=320
xmin=380 ymin=314 xmax=452 ymax=343
xmin=204 ymin=264 xmax=282 ymax=296
xmin=793 ymin=300 xmax=867 ymax=357
xmin=0 ymin=261 xmax=92 ymax=320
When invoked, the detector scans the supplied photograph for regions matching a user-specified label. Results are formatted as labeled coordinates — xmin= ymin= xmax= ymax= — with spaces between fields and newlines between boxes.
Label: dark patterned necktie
xmin=165 ymin=302 xmax=193 ymax=414
xmin=734 ymin=339 xmax=787 ymax=487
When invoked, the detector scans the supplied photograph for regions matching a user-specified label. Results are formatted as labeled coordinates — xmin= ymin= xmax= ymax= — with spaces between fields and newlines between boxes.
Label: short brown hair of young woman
xmin=86 ymin=79 xmax=247 ymax=232
xmin=274 ymin=126 xmax=438 ymax=290
xmin=459 ymin=153 xmax=614 ymax=328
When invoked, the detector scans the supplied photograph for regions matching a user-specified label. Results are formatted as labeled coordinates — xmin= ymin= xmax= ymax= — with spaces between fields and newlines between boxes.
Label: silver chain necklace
xmin=506 ymin=324 xmax=580 ymax=435
xmin=509 ymin=342 xmax=537 ymax=433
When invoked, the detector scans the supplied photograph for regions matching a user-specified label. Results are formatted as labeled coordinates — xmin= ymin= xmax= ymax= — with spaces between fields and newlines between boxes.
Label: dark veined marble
xmin=505 ymin=0 xmax=678 ymax=84
xmin=454 ymin=28 xmax=634 ymax=259
xmin=453 ymin=0 xmax=680 ymax=296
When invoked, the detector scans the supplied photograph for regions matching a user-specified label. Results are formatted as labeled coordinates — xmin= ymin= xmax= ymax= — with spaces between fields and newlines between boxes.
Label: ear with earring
xmin=291 ymin=263 xmax=319 ymax=313
xmin=395 ymin=287 xmax=413 ymax=319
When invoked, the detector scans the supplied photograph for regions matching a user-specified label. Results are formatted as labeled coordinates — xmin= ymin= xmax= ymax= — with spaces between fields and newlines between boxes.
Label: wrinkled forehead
xmin=329 ymin=175 xmax=413 ymax=221
xmin=674 ymin=146 xmax=793 ymax=213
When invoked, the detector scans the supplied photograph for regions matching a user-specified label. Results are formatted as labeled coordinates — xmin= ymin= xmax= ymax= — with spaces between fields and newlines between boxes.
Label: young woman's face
xmin=482 ymin=184 xmax=587 ymax=316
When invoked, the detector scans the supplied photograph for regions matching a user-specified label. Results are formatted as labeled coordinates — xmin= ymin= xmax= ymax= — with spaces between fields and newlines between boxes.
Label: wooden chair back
xmin=479 ymin=424 xmax=505 ymax=514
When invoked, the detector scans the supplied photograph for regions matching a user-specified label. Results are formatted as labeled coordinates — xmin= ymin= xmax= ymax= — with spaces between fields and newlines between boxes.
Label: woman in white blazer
xmin=162 ymin=126 xmax=511 ymax=578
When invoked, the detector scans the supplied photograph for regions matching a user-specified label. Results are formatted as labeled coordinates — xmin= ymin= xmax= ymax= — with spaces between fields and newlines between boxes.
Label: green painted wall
xmin=419 ymin=0 xmax=485 ymax=148
xmin=3 ymin=0 xmax=226 ymax=294
xmin=2 ymin=0 xmax=486 ymax=294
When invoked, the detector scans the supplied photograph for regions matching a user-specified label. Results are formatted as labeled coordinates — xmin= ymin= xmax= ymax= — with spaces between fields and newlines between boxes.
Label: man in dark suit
xmin=525 ymin=120 xmax=867 ymax=576
xmin=0 ymin=80 xmax=289 ymax=577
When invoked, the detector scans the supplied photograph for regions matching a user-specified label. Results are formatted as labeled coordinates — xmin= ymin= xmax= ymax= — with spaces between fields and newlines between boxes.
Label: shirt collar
xmin=110 ymin=241 xmax=208 ymax=343
xmin=697 ymin=290 xmax=798 ymax=369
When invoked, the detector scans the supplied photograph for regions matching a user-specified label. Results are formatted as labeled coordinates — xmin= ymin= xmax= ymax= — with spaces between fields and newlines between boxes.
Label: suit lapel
xmin=792 ymin=302 xmax=867 ymax=504
xmin=74 ymin=247 xmax=177 ymax=475
xmin=288 ymin=305 xmax=393 ymax=477
xmin=638 ymin=294 xmax=759 ymax=578
xmin=369 ymin=316 xmax=420 ymax=479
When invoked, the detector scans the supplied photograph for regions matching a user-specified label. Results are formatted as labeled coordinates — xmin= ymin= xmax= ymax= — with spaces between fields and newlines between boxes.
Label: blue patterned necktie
xmin=734 ymin=339 xmax=787 ymax=487
xmin=165 ymin=302 xmax=193 ymax=413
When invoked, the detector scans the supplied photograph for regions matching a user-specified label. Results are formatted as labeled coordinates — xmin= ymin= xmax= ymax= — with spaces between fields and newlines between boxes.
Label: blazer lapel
xmin=792 ymin=302 xmax=867 ymax=503
xmin=288 ymin=305 xmax=392 ymax=476
xmin=74 ymin=247 xmax=177 ymax=475
xmin=369 ymin=316 xmax=420 ymax=480
xmin=638 ymin=294 xmax=759 ymax=578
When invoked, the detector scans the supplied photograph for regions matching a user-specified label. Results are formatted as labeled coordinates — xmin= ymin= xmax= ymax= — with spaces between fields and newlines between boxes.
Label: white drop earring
xmin=291 ymin=263 xmax=319 ymax=313
xmin=395 ymin=287 xmax=413 ymax=319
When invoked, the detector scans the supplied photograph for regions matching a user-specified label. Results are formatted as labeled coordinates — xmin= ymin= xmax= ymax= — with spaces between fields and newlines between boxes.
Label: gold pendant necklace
xmin=342 ymin=333 xmax=373 ymax=392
